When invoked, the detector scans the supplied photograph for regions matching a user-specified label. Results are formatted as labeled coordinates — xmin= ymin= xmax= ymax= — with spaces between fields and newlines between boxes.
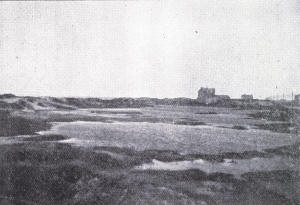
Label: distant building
xmin=197 ymin=87 xmax=230 ymax=104
xmin=295 ymin=94 xmax=300 ymax=105
xmin=217 ymin=95 xmax=231 ymax=100
xmin=241 ymin=94 xmax=253 ymax=102
xmin=197 ymin=88 xmax=215 ymax=104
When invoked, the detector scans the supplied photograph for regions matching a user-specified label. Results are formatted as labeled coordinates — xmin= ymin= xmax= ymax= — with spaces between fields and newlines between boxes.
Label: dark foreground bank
xmin=0 ymin=139 xmax=299 ymax=205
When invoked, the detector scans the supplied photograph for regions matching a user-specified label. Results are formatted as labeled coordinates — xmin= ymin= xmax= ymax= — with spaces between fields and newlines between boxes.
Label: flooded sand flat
xmin=41 ymin=120 xmax=299 ymax=154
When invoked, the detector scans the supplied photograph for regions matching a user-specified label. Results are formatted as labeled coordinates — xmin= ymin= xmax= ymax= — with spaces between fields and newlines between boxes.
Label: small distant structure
xmin=241 ymin=94 xmax=253 ymax=102
xmin=295 ymin=94 xmax=300 ymax=105
xmin=197 ymin=87 xmax=230 ymax=104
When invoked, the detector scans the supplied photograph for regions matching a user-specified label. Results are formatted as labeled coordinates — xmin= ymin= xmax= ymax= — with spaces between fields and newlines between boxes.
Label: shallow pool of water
xmin=135 ymin=156 xmax=300 ymax=178
xmin=39 ymin=120 xmax=299 ymax=154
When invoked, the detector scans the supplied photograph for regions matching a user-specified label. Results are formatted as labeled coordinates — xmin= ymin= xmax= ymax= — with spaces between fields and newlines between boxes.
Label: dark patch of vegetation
xmin=0 ymin=143 xmax=167 ymax=204
xmin=0 ymin=142 xmax=136 ymax=169
xmin=265 ymin=143 xmax=300 ymax=158
xmin=106 ymin=115 xmax=174 ymax=124
xmin=0 ymin=142 xmax=298 ymax=205
xmin=248 ymin=110 xmax=292 ymax=122
xmin=0 ymin=93 xmax=16 ymax=98
xmin=0 ymin=143 xmax=88 ymax=204
xmin=174 ymin=121 xmax=206 ymax=126
xmin=242 ymin=170 xmax=298 ymax=183
xmin=2 ymin=143 xmax=79 ymax=164
xmin=195 ymin=112 xmax=218 ymax=115
xmin=0 ymin=99 xmax=36 ymax=110
xmin=0 ymin=110 xmax=50 ymax=137
xmin=96 ymin=146 xmax=274 ymax=164
xmin=51 ymin=103 xmax=76 ymax=110
xmin=66 ymin=141 xmax=300 ymax=164
xmin=216 ymin=125 xmax=230 ymax=129
xmin=51 ymin=97 xmax=66 ymax=104
xmin=138 ymin=169 xmax=209 ymax=181
xmin=25 ymin=97 xmax=38 ymax=103
xmin=232 ymin=125 xmax=248 ymax=130
xmin=217 ymin=125 xmax=249 ymax=131
xmin=62 ymin=97 xmax=152 ymax=109
xmin=45 ymin=114 xmax=109 ymax=123
xmin=139 ymin=149 xmax=186 ymax=162
xmin=19 ymin=99 xmax=34 ymax=109
xmin=254 ymin=122 xmax=297 ymax=134
xmin=240 ymin=170 xmax=300 ymax=204
xmin=137 ymin=169 xmax=238 ymax=183
xmin=248 ymin=103 xmax=300 ymax=121
xmin=22 ymin=135 xmax=68 ymax=142
xmin=37 ymin=102 xmax=46 ymax=107
xmin=91 ymin=110 xmax=143 ymax=115
xmin=96 ymin=143 xmax=297 ymax=164
xmin=0 ymin=101 xmax=24 ymax=110
xmin=229 ymin=179 xmax=294 ymax=205
xmin=187 ymin=150 xmax=272 ymax=163
xmin=207 ymin=172 xmax=237 ymax=183
xmin=247 ymin=104 xmax=300 ymax=134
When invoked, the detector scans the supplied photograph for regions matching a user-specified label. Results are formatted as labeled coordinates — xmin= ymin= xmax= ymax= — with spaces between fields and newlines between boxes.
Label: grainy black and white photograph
xmin=0 ymin=1 xmax=300 ymax=204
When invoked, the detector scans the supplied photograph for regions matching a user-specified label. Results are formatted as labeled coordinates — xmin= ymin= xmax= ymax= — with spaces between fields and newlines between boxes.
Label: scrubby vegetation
xmin=248 ymin=109 xmax=293 ymax=122
xmin=0 ymin=110 xmax=50 ymax=137
xmin=247 ymin=105 xmax=300 ymax=133
xmin=232 ymin=125 xmax=248 ymax=130
xmin=0 ymin=142 xmax=299 ymax=205
xmin=254 ymin=122 xmax=297 ymax=134
xmin=195 ymin=111 xmax=218 ymax=115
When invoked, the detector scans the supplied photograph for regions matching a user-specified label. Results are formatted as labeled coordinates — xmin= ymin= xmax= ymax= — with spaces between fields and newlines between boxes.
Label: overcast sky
xmin=0 ymin=0 xmax=299 ymax=99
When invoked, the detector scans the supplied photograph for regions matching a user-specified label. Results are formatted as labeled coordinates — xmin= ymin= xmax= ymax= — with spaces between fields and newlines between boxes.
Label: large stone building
xmin=241 ymin=94 xmax=253 ymax=102
xmin=197 ymin=87 xmax=230 ymax=104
